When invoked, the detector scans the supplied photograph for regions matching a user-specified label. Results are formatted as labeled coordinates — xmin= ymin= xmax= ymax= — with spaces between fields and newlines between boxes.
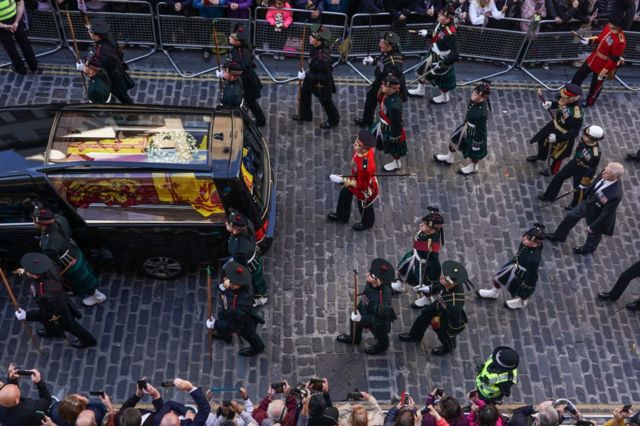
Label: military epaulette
xmin=593 ymin=146 xmax=599 ymax=156
xmin=445 ymin=25 xmax=456 ymax=35
xmin=618 ymin=33 xmax=626 ymax=43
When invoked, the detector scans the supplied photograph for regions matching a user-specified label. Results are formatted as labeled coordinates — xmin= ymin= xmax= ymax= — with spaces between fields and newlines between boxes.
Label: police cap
xmin=20 ymin=252 xmax=53 ymax=275
xmin=492 ymin=346 xmax=519 ymax=370
xmin=224 ymin=261 xmax=252 ymax=287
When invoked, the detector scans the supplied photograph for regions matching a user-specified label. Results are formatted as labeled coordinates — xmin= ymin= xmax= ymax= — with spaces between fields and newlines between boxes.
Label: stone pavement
xmin=0 ymin=65 xmax=639 ymax=406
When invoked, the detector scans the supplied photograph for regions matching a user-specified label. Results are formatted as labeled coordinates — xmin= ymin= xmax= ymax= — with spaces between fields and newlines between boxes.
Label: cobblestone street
xmin=0 ymin=64 xmax=639 ymax=405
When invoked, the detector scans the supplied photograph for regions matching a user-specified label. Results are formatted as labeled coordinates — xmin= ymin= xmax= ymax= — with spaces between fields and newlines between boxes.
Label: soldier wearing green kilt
xmin=434 ymin=81 xmax=491 ymax=175
xmin=399 ymin=260 xmax=469 ymax=356
xmin=527 ymin=84 xmax=584 ymax=176
xmin=390 ymin=208 xmax=445 ymax=310
xmin=408 ymin=3 xmax=459 ymax=105
xmin=225 ymin=209 xmax=268 ymax=307
xmin=337 ymin=258 xmax=397 ymax=355
xmin=33 ymin=207 xmax=107 ymax=308
xmin=228 ymin=25 xmax=266 ymax=127
xmin=374 ymin=74 xmax=407 ymax=172
xmin=86 ymin=64 xmax=112 ymax=103
xmin=477 ymin=224 xmax=545 ymax=310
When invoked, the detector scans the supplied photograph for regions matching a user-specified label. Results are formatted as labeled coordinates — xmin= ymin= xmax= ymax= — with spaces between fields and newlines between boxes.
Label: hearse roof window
xmin=47 ymin=110 xmax=231 ymax=166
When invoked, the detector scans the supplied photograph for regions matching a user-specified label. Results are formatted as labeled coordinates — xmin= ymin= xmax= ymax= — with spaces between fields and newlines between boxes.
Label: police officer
xmin=408 ymin=3 xmax=459 ymax=104
xmin=292 ymin=24 xmax=339 ymax=129
xmin=538 ymin=125 xmax=603 ymax=210
xmin=205 ymin=262 xmax=265 ymax=357
xmin=328 ymin=130 xmax=379 ymax=231
xmin=375 ymin=74 xmax=407 ymax=172
xmin=218 ymin=61 xmax=245 ymax=108
xmin=0 ymin=0 xmax=37 ymax=74
xmin=434 ymin=81 xmax=491 ymax=175
xmin=477 ymin=224 xmax=545 ymax=310
xmin=527 ymin=84 xmax=584 ymax=176
xmin=399 ymin=260 xmax=469 ymax=356
xmin=353 ymin=31 xmax=406 ymax=128
xmin=226 ymin=209 xmax=268 ymax=307
xmin=390 ymin=208 xmax=444 ymax=311
xmin=14 ymin=253 xmax=97 ymax=348
xmin=76 ymin=19 xmax=134 ymax=104
xmin=33 ymin=206 xmax=107 ymax=307
xmin=475 ymin=347 xmax=519 ymax=403
xmin=336 ymin=258 xmax=396 ymax=355
xmin=227 ymin=25 xmax=266 ymax=127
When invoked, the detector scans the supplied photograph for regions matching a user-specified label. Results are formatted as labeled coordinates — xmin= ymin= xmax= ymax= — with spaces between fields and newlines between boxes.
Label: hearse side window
xmin=47 ymin=172 xmax=226 ymax=223
xmin=0 ymin=183 xmax=38 ymax=224
xmin=241 ymin=126 xmax=265 ymax=212
xmin=49 ymin=112 xmax=211 ymax=165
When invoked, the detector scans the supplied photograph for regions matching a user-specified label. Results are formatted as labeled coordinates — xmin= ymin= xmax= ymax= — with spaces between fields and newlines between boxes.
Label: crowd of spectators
xmin=1 ymin=363 xmax=639 ymax=426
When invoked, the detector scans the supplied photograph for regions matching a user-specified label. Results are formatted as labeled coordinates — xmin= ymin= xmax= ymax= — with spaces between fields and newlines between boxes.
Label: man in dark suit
xmin=597 ymin=260 xmax=640 ymax=311
xmin=152 ymin=378 xmax=210 ymax=426
xmin=116 ymin=381 xmax=165 ymax=426
xmin=0 ymin=365 xmax=53 ymax=426
xmin=546 ymin=162 xmax=624 ymax=254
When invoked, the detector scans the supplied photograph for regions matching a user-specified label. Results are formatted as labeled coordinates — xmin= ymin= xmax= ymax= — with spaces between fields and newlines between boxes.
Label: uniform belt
xmin=595 ymin=51 xmax=611 ymax=62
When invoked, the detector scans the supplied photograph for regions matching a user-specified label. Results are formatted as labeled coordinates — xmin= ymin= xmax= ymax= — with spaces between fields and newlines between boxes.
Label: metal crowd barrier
xmin=58 ymin=0 xmax=157 ymax=64
xmin=252 ymin=7 xmax=347 ymax=83
xmin=157 ymin=3 xmax=250 ymax=77
xmin=0 ymin=8 xmax=63 ymax=69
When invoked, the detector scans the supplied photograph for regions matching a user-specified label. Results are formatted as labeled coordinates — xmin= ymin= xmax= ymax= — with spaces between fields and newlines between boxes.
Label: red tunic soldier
xmin=570 ymin=21 xmax=626 ymax=107
xmin=328 ymin=130 xmax=379 ymax=231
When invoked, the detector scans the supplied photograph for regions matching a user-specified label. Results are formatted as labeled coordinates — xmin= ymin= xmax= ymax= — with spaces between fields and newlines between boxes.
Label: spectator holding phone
xmin=0 ymin=364 xmax=53 ymax=426
xmin=50 ymin=393 xmax=108 ymax=426
xmin=252 ymin=380 xmax=298 ymax=426
xmin=467 ymin=398 xmax=504 ymax=426
xmin=383 ymin=395 xmax=419 ymax=426
xmin=468 ymin=0 xmax=507 ymax=25
xmin=115 ymin=380 xmax=165 ymax=426
xmin=336 ymin=392 xmax=384 ymax=426
xmin=152 ymin=378 xmax=211 ymax=426
xmin=509 ymin=401 xmax=560 ymax=426
xmin=421 ymin=394 xmax=468 ymax=426
xmin=603 ymin=406 xmax=634 ymax=426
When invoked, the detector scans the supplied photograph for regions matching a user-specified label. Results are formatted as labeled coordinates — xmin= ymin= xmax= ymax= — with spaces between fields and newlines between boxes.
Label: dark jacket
xmin=0 ymin=380 xmax=53 ymax=426
xmin=152 ymin=388 xmax=211 ymax=426
xmin=583 ymin=177 xmax=623 ymax=235
xmin=230 ymin=45 xmax=263 ymax=100
xmin=115 ymin=393 xmax=165 ymax=426
xmin=50 ymin=399 xmax=107 ymax=426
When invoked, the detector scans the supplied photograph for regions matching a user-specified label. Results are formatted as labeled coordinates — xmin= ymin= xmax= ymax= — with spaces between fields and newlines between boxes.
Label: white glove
xmin=580 ymin=36 xmax=589 ymax=45
xmin=542 ymin=101 xmax=552 ymax=110
xmin=15 ymin=309 xmax=26 ymax=321
xmin=414 ymin=285 xmax=431 ymax=294
xmin=350 ymin=311 xmax=361 ymax=322
xmin=578 ymin=184 xmax=588 ymax=190
xmin=218 ymin=283 xmax=226 ymax=292
xmin=205 ymin=317 xmax=216 ymax=329
xmin=548 ymin=133 xmax=557 ymax=144
xmin=14 ymin=268 xmax=25 ymax=276
xmin=215 ymin=69 xmax=224 ymax=78
xmin=418 ymin=29 xmax=429 ymax=37
xmin=432 ymin=62 xmax=442 ymax=70
xmin=329 ymin=174 xmax=343 ymax=184
xmin=297 ymin=70 xmax=306 ymax=80
xmin=362 ymin=56 xmax=374 ymax=66
xmin=75 ymin=62 xmax=85 ymax=71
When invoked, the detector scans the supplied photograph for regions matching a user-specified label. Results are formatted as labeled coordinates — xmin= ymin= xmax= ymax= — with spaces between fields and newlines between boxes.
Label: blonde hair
xmin=350 ymin=405 xmax=368 ymax=426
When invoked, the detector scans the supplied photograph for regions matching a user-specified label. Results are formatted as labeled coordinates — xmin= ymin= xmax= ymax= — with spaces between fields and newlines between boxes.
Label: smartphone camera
xmin=309 ymin=378 xmax=324 ymax=392
xmin=17 ymin=370 xmax=33 ymax=376
xmin=137 ymin=379 xmax=148 ymax=391
xmin=347 ymin=392 xmax=362 ymax=401
xmin=271 ymin=382 xmax=285 ymax=394
xmin=89 ymin=391 xmax=105 ymax=397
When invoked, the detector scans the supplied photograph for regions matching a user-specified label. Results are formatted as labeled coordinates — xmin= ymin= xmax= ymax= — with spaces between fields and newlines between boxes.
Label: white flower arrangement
xmin=147 ymin=131 xmax=198 ymax=163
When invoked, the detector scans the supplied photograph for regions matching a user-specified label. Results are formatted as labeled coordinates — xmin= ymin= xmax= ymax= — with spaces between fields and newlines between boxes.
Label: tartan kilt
xmin=249 ymin=256 xmax=268 ymax=297
xmin=62 ymin=250 xmax=98 ymax=296
xmin=431 ymin=66 xmax=456 ymax=91
xmin=381 ymin=127 xmax=407 ymax=159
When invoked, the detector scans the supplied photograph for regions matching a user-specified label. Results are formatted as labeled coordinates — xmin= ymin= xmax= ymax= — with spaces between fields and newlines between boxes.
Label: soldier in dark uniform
xmin=205 ymin=262 xmax=265 ymax=357
xmin=434 ymin=81 xmax=491 ymax=175
xmin=408 ymin=3 xmax=459 ymax=105
xmin=336 ymin=258 xmax=396 ymax=355
xmin=225 ymin=209 xmax=268 ymax=307
xmin=32 ymin=207 xmax=107 ymax=307
xmin=477 ymin=224 xmax=545 ymax=310
xmin=218 ymin=61 xmax=245 ymax=108
xmin=328 ymin=130 xmax=379 ymax=231
xmin=374 ymin=74 xmax=407 ymax=172
xmin=291 ymin=24 xmax=339 ymax=129
xmin=353 ymin=31 xmax=407 ymax=129
xmin=390 ymin=208 xmax=444 ymax=310
xmin=538 ymin=125 xmax=603 ymax=210
xmin=85 ymin=63 xmax=112 ymax=103
xmin=76 ymin=19 xmax=134 ymax=104
xmin=227 ymin=25 xmax=266 ymax=127
xmin=399 ymin=260 xmax=469 ymax=356
xmin=13 ymin=253 xmax=97 ymax=348
xmin=526 ymin=84 xmax=584 ymax=176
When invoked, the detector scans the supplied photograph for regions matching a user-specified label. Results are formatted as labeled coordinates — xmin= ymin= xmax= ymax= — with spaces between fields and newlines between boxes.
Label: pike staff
xmin=0 ymin=267 xmax=43 ymax=354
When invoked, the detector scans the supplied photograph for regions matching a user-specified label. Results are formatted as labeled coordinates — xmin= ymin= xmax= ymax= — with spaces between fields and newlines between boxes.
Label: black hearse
xmin=0 ymin=104 xmax=275 ymax=279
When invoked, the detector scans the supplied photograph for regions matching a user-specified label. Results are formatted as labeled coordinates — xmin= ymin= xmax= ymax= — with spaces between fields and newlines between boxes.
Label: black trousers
xmin=553 ymin=201 xmax=603 ymax=251
xmin=359 ymin=80 xmax=381 ymax=126
xmin=408 ymin=303 xmax=456 ymax=351
xmin=0 ymin=19 xmax=37 ymax=72
xmin=607 ymin=260 xmax=640 ymax=301
xmin=570 ymin=62 xmax=605 ymax=106
xmin=217 ymin=314 xmax=265 ymax=352
xmin=543 ymin=160 xmax=588 ymax=207
xmin=347 ymin=319 xmax=389 ymax=349
xmin=300 ymin=79 xmax=340 ymax=125
xmin=335 ymin=187 xmax=375 ymax=227
xmin=245 ymin=97 xmax=266 ymax=126
xmin=30 ymin=311 xmax=97 ymax=345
